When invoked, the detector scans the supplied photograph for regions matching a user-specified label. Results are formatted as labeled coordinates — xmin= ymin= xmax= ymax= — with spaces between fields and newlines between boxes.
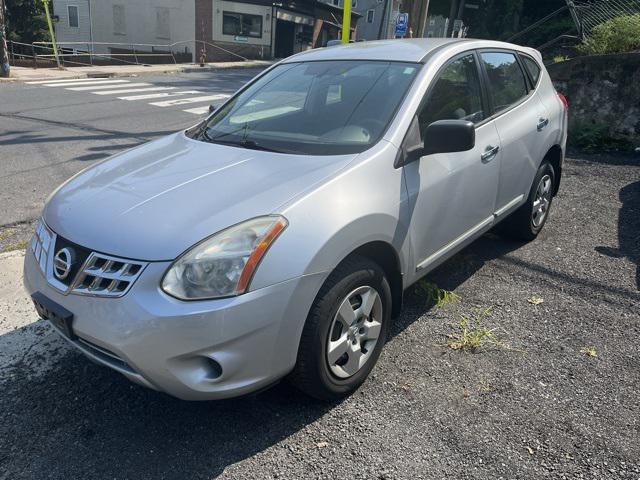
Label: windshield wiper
xmin=210 ymin=138 xmax=287 ymax=154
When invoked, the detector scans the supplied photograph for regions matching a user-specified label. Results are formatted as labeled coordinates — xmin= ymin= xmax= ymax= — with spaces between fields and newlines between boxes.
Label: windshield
xmin=187 ymin=61 xmax=420 ymax=155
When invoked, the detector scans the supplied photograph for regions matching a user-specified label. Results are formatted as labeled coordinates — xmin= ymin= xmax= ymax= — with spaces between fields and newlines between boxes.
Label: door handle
xmin=481 ymin=145 xmax=500 ymax=163
xmin=537 ymin=117 xmax=549 ymax=131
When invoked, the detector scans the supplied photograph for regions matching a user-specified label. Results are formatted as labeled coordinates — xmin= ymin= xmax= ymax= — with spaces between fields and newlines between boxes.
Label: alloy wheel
xmin=326 ymin=286 xmax=383 ymax=379
xmin=532 ymin=174 xmax=552 ymax=228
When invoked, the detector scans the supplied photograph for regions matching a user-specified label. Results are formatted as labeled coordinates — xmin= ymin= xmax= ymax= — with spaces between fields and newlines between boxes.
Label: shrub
xmin=577 ymin=14 xmax=640 ymax=55
xmin=569 ymin=121 xmax=635 ymax=152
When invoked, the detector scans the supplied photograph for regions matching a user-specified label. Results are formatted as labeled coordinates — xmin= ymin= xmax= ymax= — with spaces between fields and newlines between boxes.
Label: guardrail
xmin=8 ymin=40 xmax=269 ymax=68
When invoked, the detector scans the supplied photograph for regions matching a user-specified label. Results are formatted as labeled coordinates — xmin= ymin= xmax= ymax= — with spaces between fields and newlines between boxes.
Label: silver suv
xmin=24 ymin=39 xmax=568 ymax=401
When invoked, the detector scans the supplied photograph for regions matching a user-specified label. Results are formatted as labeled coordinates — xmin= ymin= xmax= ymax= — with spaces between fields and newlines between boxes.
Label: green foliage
xmin=446 ymin=307 xmax=504 ymax=352
xmin=415 ymin=280 xmax=460 ymax=308
xmin=569 ymin=121 xmax=635 ymax=153
xmin=577 ymin=14 xmax=640 ymax=55
xmin=6 ymin=0 xmax=49 ymax=43
xmin=553 ymin=54 xmax=569 ymax=63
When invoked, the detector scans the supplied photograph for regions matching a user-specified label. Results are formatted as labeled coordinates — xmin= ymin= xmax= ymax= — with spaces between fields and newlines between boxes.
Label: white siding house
xmin=53 ymin=0 xmax=196 ymax=60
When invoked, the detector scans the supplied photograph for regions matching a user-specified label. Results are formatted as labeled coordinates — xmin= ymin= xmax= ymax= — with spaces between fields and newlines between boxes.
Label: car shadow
xmin=0 ymin=233 xmax=526 ymax=479
xmin=595 ymin=179 xmax=640 ymax=290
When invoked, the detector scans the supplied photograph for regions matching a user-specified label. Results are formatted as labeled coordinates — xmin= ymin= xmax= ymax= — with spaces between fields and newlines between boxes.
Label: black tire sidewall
xmin=302 ymin=258 xmax=392 ymax=399
xmin=527 ymin=161 xmax=556 ymax=236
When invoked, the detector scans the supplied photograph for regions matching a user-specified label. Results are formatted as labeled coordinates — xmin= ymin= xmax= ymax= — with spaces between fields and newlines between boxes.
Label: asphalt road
xmin=0 ymin=68 xmax=262 ymax=226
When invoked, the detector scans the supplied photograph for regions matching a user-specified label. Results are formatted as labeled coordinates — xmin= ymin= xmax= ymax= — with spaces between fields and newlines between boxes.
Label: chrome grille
xmin=31 ymin=219 xmax=147 ymax=298
xmin=69 ymin=252 xmax=146 ymax=297
xmin=31 ymin=220 xmax=53 ymax=274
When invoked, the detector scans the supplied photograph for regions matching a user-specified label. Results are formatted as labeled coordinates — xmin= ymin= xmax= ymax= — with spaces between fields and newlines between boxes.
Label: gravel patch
xmin=0 ymin=153 xmax=638 ymax=479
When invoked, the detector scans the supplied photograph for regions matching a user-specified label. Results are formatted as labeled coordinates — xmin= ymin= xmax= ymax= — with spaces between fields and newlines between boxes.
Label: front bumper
xmin=23 ymin=248 xmax=326 ymax=400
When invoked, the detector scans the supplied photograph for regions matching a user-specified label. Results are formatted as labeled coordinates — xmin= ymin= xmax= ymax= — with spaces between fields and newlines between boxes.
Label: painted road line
xmin=42 ymin=79 xmax=130 ymax=87
xmin=93 ymin=86 xmax=178 ymax=95
xmin=26 ymin=77 xmax=122 ymax=85
xmin=118 ymin=90 xmax=202 ymax=101
xmin=149 ymin=94 xmax=231 ymax=107
xmin=182 ymin=106 xmax=211 ymax=115
xmin=67 ymin=82 xmax=151 ymax=91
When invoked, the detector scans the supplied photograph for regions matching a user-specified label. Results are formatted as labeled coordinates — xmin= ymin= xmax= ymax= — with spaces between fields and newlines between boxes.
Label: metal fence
xmin=571 ymin=0 xmax=640 ymax=36
xmin=7 ymin=39 xmax=269 ymax=68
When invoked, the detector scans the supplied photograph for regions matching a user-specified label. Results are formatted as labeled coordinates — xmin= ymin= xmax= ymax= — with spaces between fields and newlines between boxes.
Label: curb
xmin=0 ymin=61 xmax=274 ymax=83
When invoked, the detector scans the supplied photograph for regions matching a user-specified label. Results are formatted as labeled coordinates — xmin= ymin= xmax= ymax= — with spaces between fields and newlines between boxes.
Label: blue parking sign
xmin=395 ymin=13 xmax=409 ymax=37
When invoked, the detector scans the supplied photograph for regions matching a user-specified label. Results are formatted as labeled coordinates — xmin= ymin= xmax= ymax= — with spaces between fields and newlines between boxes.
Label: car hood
xmin=44 ymin=132 xmax=357 ymax=261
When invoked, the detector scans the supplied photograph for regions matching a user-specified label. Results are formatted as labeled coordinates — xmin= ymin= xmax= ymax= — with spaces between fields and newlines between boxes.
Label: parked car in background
xmin=24 ymin=38 xmax=568 ymax=401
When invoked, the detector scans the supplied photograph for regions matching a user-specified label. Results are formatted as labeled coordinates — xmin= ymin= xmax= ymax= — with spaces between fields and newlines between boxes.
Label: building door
xmin=275 ymin=20 xmax=295 ymax=58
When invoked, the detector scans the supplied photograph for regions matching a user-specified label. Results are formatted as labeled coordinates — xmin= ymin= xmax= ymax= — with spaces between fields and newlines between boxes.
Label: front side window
xmin=68 ymin=6 xmax=79 ymax=28
xmin=521 ymin=55 xmax=541 ymax=85
xmin=481 ymin=52 xmax=528 ymax=113
xmin=188 ymin=61 xmax=420 ymax=155
xmin=223 ymin=12 xmax=263 ymax=38
xmin=418 ymin=54 xmax=485 ymax=132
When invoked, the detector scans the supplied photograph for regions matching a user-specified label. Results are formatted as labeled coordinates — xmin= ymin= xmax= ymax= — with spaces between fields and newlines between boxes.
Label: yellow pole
xmin=341 ymin=0 xmax=352 ymax=44
xmin=42 ymin=0 xmax=62 ymax=68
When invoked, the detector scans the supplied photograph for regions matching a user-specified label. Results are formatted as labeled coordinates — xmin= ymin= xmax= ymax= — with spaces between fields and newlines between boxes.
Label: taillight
xmin=557 ymin=92 xmax=569 ymax=110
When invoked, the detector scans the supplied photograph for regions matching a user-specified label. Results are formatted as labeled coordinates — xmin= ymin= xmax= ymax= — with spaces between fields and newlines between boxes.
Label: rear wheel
xmin=499 ymin=161 xmax=555 ymax=241
xmin=289 ymin=256 xmax=392 ymax=401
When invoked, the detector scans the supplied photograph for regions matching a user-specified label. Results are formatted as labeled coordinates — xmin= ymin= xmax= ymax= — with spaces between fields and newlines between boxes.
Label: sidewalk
xmin=0 ymin=60 xmax=275 ymax=82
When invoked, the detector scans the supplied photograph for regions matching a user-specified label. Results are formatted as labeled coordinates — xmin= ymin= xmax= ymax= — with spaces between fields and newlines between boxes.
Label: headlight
xmin=161 ymin=216 xmax=287 ymax=300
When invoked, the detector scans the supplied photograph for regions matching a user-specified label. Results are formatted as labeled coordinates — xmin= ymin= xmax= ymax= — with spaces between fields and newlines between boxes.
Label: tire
xmin=288 ymin=255 xmax=392 ymax=401
xmin=498 ymin=161 xmax=556 ymax=241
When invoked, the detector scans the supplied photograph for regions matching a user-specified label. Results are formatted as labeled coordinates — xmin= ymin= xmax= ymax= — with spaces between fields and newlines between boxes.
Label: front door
xmin=275 ymin=20 xmax=295 ymax=58
xmin=404 ymin=52 xmax=501 ymax=273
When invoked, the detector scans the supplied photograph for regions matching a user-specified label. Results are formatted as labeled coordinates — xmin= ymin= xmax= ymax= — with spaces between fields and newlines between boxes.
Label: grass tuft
xmin=580 ymin=346 xmax=597 ymax=357
xmin=446 ymin=307 xmax=506 ymax=353
xmin=2 ymin=240 xmax=29 ymax=253
xmin=415 ymin=280 xmax=460 ymax=308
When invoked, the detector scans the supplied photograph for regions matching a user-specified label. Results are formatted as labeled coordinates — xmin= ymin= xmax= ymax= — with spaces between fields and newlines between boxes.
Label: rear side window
xmin=521 ymin=55 xmax=542 ymax=85
xmin=480 ymin=52 xmax=528 ymax=114
xmin=418 ymin=54 xmax=485 ymax=131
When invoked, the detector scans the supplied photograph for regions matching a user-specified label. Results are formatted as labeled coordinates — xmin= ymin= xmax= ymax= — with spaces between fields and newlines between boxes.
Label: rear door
xmin=479 ymin=50 xmax=549 ymax=217
xmin=404 ymin=52 xmax=502 ymax=273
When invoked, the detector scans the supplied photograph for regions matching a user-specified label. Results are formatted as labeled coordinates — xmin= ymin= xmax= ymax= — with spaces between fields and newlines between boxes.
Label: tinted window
xmin=481 ymin=52 xmax=528 ymax=113
xmin=521 ymin=56 xmax=541 ymax=85
xmin=189 ymin=61 xmax=419 ymax=155
xmin=418 ymin=54 xmax=485 ymax=131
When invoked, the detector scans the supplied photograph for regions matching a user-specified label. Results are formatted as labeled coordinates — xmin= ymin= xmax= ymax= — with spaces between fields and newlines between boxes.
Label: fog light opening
xmin=203 ymin=357 xmax=223 ymax=380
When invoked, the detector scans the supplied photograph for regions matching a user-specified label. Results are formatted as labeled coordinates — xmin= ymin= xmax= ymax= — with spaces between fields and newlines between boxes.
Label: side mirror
xmin=209 ymin=104 xmax=219 ymax=113
xmin=422 ymin=119 xmax=475 ymax=155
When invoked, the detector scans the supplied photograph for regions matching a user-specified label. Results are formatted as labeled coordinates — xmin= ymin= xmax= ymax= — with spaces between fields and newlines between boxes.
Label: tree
xmin=6 ymin=0 xmax=48 ymax=43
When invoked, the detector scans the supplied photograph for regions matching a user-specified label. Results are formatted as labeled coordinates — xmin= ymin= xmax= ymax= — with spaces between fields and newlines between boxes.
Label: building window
xmin=332 ymin=0 xmax=340 ymax=6
xmin=222 ymin=12 xmax=263 ymax=38
xmin=366 ymin=9 xmax=375 ymax=23
xmin=113 ymin=5 xmax=126 ymax=35
xmin=68 ymin=5 xmax=79 ymax=28
xmin=156 ymin=7 xmax=171 ymax=39
xmin=352 ymin=0 xmax=358 ymax=8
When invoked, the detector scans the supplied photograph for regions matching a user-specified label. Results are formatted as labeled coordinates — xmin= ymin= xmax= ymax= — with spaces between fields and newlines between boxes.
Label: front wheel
xmin=499 ymin=161 xmax=556 ymax=241
xmin=288 ymin=256 xmax=392 ymax=401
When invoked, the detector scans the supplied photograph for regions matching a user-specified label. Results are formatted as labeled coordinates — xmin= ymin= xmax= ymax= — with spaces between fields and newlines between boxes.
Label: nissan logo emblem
xmin=53 ymin=248 xmax=74 ymax=280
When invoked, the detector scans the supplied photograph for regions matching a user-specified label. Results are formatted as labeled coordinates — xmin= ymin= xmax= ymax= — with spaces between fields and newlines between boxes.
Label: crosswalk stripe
xmin=182 ymin=106 xmax=211 ymax=115
xmin=150 ymin=94 xmax=231 ymax=107
xmin=26 ymin=77 xmax=121 ymax=85
xmin=67 ymin=82 xmax=151 ymax=91
xmin=118 ymin=90 xmax=202 ymax=101
xmin=93 ymin=86 xmax=177 ymax=95
xmin=42 ymin=79 xmax=130 ymax=87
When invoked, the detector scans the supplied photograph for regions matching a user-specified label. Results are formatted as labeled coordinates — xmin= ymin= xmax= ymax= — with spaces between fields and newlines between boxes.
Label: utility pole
xmin=341 ymin=0 xmax=352 ymax=44
xmin=42 ymin=0 xmax=62 ymax=68
xmin=0 ymin=0 xmax=10 ymax=77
